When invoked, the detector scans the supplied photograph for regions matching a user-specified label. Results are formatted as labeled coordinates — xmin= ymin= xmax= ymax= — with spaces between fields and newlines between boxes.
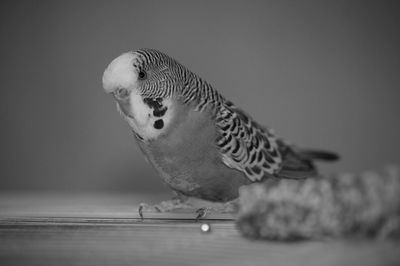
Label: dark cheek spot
xmin=143 ymin=97 xmax=168 ymax=118
xmin=143 ymin=98 xmax=162 ymax=109
xmin=153 ymin=106 xmax=167 ymax=117
xmin=153 ymin=119 xmax=164 ymax=130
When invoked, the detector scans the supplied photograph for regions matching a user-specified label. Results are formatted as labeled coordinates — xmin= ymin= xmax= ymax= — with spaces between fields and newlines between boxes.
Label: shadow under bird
xmin=102 ymin=49 xmax=339 ymax=219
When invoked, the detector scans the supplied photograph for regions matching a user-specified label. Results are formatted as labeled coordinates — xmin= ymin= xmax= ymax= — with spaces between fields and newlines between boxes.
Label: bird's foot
xmin=138 ymin=198 xmax=193 ymax=219
xmin=138 ymin=197 xmax=239 ymax=220
xmin=138 ymin=203 xmax=159 ymax=219
xmin=194 ymin=200 xmax=239 ymax=221
xmin=195 ymin=207 xmax=211 ymax=221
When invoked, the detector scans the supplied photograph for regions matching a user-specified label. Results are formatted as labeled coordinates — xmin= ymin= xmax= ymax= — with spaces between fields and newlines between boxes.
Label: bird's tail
xmin=276 ymin=144 xmax=339 ymax=179
xmin=298 ymin=149 xmax=340 ymax=162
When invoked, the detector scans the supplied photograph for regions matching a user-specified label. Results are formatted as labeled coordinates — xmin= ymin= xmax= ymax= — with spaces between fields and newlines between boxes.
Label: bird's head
xmin=102 ymin=48 xmax=185 ymax=101
xmin=102 ymin=49 xmax=186 ymax=139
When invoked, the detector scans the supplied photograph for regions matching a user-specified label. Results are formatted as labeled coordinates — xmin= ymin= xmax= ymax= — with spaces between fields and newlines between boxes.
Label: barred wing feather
xmin=215 ymin=101 xmax=282 ymax=181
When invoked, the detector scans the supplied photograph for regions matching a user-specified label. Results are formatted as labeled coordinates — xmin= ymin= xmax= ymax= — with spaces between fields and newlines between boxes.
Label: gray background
xmin=0 ymin=0 xmax=399 ymax=192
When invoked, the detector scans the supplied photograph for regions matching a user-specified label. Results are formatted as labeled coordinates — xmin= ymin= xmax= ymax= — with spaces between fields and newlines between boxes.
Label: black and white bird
xmin=102 ymin=49 xmax=339 ymax=218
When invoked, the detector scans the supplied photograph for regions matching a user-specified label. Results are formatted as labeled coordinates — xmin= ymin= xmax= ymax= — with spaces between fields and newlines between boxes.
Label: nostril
xmin=114 ymin=88 xmax=129 ymax=99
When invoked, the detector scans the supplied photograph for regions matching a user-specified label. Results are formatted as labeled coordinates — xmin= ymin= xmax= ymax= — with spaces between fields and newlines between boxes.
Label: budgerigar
xmin=102 ymin=49 xmax=339 ymax=219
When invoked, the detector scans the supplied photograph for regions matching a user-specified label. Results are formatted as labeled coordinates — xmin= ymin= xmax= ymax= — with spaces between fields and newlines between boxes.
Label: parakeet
xmin=102 ymin=49 xmax=339 ymax=218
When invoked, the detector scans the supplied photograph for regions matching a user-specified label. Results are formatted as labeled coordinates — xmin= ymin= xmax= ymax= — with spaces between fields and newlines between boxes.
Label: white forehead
xmin=102 ymin=52 xmax=138 ymax=93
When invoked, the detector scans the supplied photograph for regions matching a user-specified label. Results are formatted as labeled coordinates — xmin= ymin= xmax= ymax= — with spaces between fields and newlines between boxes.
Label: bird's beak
xmin=102 ymin=52 xmax=139 ymax=120
xmin=113 ymin=92 xmax=134 ymax=119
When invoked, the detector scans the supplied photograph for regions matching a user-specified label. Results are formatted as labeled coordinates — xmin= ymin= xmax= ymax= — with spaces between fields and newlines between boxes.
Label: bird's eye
xmin=138 ymin=70 xmax=147 ymax=80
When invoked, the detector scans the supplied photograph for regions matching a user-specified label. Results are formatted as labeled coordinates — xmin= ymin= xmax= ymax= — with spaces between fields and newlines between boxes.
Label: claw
xmin=138 ymin=204 xmax=144 ymax=220
xmin=195 ymin=207 xmax=210 ymax=221
xmin=138 ymin=202 xmax=163 ymax=219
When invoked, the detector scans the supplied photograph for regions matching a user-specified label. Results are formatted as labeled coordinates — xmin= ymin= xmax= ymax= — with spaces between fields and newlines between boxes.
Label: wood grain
xmin=0 ymin=192 xmax=399 ymax=266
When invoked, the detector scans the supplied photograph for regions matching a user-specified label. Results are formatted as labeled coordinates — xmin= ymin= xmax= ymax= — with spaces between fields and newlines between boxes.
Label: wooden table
xmin=0 ymin=192 xmax=399 ymax=266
